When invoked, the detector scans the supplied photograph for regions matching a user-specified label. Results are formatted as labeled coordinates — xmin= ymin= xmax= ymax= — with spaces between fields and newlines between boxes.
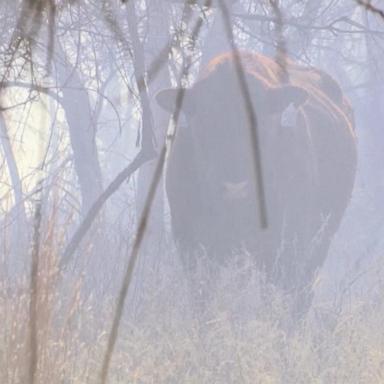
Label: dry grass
xmin=1 ymin=215 xmax=384 ymax=384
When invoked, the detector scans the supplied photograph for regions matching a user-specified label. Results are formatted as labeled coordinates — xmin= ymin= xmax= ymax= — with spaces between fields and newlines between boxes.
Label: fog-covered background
xmin=1 ymin=1 xmax=384 ymax=383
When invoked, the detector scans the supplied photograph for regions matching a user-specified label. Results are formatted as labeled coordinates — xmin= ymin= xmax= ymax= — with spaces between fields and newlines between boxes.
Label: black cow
xmin=157 ymin=52 xmax=357 ymax=314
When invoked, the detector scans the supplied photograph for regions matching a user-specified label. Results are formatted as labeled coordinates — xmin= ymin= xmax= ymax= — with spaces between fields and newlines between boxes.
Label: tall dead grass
xmin=0 ymin=207 xmax=383 ymax=384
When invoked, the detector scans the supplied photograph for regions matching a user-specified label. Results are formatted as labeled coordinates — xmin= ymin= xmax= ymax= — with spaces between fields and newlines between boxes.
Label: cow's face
xmin=157 ymin=69 xmax=308 ymax=208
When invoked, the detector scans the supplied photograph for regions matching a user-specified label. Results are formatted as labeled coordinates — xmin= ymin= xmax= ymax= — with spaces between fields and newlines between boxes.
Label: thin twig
xmin=99 ymin=146 xmax=166 ymax=384
xmin=28 ymin=182 xmax=43 ymax=384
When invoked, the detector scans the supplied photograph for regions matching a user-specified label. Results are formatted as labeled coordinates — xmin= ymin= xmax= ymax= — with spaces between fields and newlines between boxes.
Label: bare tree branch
xmin=269 ymin=0 xmax=288 ymax=82
xmin=60 ymin=150 xmax=153 ymax=268
xmin=233 ymin=13 xmax=384 ymax=37
xmin=356 ymin=0 xmax=384 ymax=19
xmin=99 ymin=2 xmax=210 ymax=382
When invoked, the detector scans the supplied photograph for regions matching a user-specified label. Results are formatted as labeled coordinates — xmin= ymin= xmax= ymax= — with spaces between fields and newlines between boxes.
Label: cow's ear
xmin=156 ymin=88 xmax=178 ymax=112
xmin=156 ymin=88 xmax=194 ymax=114
xmin=267 ymin=85 xmax=308 ymax=112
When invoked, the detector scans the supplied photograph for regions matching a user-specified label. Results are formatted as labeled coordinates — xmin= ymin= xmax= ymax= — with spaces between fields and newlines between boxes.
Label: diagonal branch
xmin=59 ymin=150 xmax=154 ymax=268
xmin=356 ymin=0 xmax=384 ymax=19
xmin=99 ymin=2 xmax=211 ymax=382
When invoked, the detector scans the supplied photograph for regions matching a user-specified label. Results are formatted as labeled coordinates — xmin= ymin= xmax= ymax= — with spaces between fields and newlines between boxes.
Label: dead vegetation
xmin=1 ymin=1 xmax=384 ymax=383
xmin=1 ymin=210 xmax=384 ymax=383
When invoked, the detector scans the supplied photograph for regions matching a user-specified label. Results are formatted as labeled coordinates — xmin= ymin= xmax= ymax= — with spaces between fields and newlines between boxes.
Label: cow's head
xmin=157 ymin=65 xmax=308 ymax=205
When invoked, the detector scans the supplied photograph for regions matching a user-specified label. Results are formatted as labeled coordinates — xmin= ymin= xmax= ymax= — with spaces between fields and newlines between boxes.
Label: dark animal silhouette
xmin=157 ymin=52 xmax=357 ymax=314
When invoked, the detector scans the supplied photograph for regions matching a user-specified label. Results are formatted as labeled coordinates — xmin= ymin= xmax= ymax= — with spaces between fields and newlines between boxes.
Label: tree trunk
xmin=0 ymin=112 xmax=28 ymax=274
xmin=136 ymin=0 xmax=171 ymax=244
xmin=54 ymin=41 xmax=103 ymax=215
